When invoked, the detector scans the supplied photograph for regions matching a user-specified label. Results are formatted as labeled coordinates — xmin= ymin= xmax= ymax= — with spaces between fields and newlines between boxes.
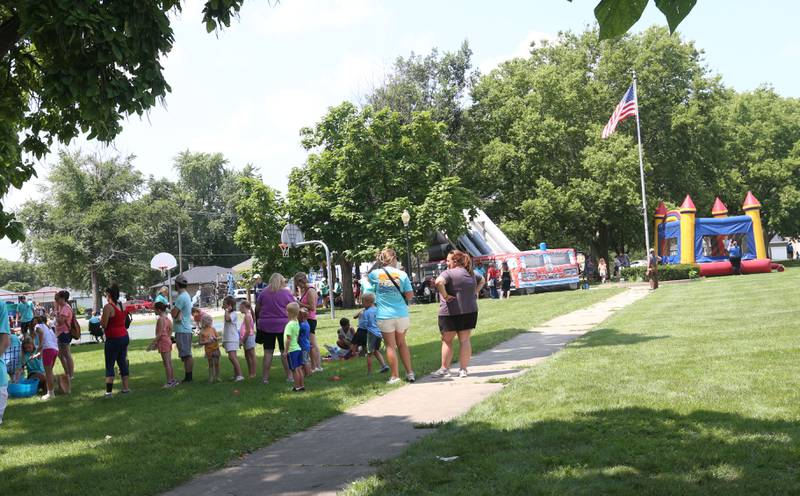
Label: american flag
xmin=601 ymin=85 xmax=637 ymax=139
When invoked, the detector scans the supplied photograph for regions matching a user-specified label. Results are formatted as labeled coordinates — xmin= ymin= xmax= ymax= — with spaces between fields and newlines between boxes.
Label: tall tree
xmin=234 ymin=176 xmax=303 ymax=278
xmin=0 ymin=0 xmax=244 ymax=241
xmin=18 ymin=151 xmax=144 ymax=310
xmin=466 ymin=26 xmax=728 ymax=261
xmin=287 ymin=102 xmax=476 ymax=307
xmin=171 ymin=151 xmax=252 ymax=269
xmin=367 ymin=41 xmax=478 ymax=144
xmin=0 ymin=259 xmax=44 ymax=291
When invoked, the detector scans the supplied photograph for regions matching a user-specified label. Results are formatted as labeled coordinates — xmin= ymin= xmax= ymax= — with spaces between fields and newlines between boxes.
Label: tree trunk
xmin=590 ymin=225 xmax=611 ymax=268
xmin=0 ymin=15 xmax=21 ymax=60
xmin=340 ymin=258 xmax=355 ymax=309
xmin=90 ymin=267 xmax=100 ymax=313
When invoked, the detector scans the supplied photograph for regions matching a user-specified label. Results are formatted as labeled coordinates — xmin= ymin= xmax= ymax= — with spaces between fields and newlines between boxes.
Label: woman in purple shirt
xmin=255 ymin=273 xmax=295 ymax=384
xmin=433 ymin=250 xmax=485 ymax=379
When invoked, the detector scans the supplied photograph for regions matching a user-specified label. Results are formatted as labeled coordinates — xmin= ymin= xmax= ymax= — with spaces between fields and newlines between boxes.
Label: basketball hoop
xmin=279 ymin=243 xmax=290 ymax=258
xmin=158 ymin=265 xmax=168 ymax=276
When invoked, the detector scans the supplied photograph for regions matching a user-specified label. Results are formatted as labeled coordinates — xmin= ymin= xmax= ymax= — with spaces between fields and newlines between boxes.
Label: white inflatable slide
xmin=457 ymin=208 xmax=520 ymax=257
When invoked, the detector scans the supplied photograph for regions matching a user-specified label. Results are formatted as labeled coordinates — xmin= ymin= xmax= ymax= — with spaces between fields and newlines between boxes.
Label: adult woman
xmin=53 ymin=290 xmax=73 ymax=394
xmin=100 ymin=284 xmax=130 ymax=397
xmin=433 ymin=251 xmax=485 ymax=379
xmin=500 ymin=262 xmax=512 ymax=299
xmin=294 ymin=272 xmax=321 ymax=372
xmin=366 ymin=248 xmax=415 ymax=384
xmin=255 ymin=273 xmax=295 ymax=384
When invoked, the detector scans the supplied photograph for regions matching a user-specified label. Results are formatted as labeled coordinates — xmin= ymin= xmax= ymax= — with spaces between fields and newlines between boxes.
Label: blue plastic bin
xmin=8 ymin=378 xmax=39 ymax=398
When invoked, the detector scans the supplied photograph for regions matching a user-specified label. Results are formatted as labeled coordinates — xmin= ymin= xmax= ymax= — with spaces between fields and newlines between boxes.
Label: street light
xmin=401 ymin=209 xmax=412 ymax=278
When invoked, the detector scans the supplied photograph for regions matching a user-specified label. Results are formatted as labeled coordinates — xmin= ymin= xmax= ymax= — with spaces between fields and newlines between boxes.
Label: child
xmin=239 ymin=300 xmax=257 ymax=378
xmin=283 ymin=302 xmax=304 ymax=392
xmin=197 ymin=314 xmax=220 ymax=383
xmin=357 ymin=293 xmax=389 ymax=374
xmin=18 ymin=336 xmax=46 ymax=392
xmin=221 ymin=296 xmax=244 ymax=382
xmin=150 ymin=302 xmax=178 ymax=388
xmin=32 ymin=315 xmax=59 ymax=400
xmin=336 ymin=318 xmax=355 ymax=351
xmin=298 ymin=309 xmax=312 ymax=376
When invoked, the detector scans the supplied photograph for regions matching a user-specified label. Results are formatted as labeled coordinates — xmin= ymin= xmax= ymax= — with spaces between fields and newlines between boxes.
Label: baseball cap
xmin=175 ymin=274 xmax=188 ymax=286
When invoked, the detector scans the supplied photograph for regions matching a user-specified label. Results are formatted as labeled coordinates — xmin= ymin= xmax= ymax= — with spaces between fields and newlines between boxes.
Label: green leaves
xmin=589 ymin=0 xmax=698 ymax=40
xmin=594 ymin=0 xmax=648 ymax=40
xmin=654 ymin=0 xmax=698 ymax=32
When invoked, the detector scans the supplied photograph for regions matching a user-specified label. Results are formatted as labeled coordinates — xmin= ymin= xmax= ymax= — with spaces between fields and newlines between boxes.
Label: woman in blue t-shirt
xmin=366 ymin=248 xmax=415 ymax=385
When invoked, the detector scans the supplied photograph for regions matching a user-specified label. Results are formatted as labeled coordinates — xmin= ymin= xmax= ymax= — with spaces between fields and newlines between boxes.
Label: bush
xmin=620 ymin=264 xmax=698 ymax=282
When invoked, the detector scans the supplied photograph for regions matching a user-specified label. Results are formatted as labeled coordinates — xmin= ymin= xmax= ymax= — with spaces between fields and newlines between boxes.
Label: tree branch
xmin=0 ymin=13 xmax=21 ymax=60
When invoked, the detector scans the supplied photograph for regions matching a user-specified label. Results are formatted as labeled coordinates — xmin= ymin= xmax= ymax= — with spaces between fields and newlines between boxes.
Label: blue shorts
xmin=288 ymin=350 xmax=304 ymax=371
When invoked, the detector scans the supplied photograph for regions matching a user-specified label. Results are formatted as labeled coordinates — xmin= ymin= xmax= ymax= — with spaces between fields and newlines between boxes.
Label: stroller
xmin=88 ymin=313 xmax=104 ymax=343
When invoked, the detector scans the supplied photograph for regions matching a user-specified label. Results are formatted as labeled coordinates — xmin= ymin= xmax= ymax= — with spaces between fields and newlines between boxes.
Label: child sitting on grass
xmin=284 ymin=302 xmax=305 ymax=392
xmin=149 ymin=301 xmax=178 ymax=388
xmin=18 ymin=336 xmax=46 ymax=392
xmin=336 ymin=318 xmax=355 ymax=351
xmin=239 ymin=300 xmax=257 ymax=378
xmin=355 ymin=293 xmax=389 ymax=374
xmin=221 ymin=296 xmax=244 ymax=382
xmin=197 ymin=314 xmax=220 ymax=383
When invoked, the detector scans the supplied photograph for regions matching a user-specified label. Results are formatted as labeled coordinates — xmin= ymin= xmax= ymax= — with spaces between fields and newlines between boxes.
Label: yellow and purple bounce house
xmin=653 ymin=191 xmax=784 ymax=277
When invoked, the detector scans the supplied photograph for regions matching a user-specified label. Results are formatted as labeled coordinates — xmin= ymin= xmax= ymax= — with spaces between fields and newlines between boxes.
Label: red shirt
xmin=105 ymin=303 xmax=128 ymax=339
xmin=487 ymin=266 xmax=501 ymax=280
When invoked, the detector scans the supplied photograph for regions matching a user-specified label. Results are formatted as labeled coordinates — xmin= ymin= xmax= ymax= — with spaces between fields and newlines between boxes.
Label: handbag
xmin=69 ymin=313 xmax=81 ymax=340
xmin=382 ymin=268 xmax=408 ymax=305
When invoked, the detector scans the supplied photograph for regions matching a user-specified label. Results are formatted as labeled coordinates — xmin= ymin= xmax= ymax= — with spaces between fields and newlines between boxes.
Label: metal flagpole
xmin=632 ymin=71 xmax=651 ymax=256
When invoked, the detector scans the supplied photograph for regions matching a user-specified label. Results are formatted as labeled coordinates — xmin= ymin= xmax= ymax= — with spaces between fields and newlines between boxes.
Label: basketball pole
xmin=295 ymin=240 xmax=334 ymax=320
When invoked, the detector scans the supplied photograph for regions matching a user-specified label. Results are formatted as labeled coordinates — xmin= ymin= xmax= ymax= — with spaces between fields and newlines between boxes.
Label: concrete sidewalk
xmin=165 ymin=288 xmax=649 ymax=496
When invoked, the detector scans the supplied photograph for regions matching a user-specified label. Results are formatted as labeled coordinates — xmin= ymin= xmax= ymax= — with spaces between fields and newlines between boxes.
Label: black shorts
xmin=352 ymin=328 xmax=368 ymax=347
xmin=308 ymin=319 xmax=317 ymax=335
xmin=57 ymin=332 xmax=73 ymax=347
xmin=438 ymin=312 xmax=478 ymax=333
xmin=19 ymin=320 xmax=32 ymax=334
xmin=501 ymin=278 xmax=512 ymax=292
xmin=261 ymin=331 xmax=285 ymax=352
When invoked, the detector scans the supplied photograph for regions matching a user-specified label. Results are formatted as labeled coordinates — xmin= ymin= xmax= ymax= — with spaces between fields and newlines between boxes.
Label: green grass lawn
xmin=0 ymin=288 xmax=620 ymax=496
xmin=344 ymin=269 xmax=800 ymax=496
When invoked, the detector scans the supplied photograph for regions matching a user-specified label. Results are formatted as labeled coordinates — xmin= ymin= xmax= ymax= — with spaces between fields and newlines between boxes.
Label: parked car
xmin=124 ymin=299 xmax=154 ymax=313
xmin=234 ymin=288 xmax=249 ymax=303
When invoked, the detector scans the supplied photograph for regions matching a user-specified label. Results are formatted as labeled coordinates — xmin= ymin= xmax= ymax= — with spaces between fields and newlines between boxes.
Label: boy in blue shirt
xmin=298 ymin=309 xmax=312 ymax=377
xmin=355 ymin=293 xmax=389 ymax=374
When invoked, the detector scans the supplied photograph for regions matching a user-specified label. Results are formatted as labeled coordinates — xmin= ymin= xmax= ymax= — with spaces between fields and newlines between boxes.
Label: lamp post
xmin=401 ymin=209 xmax=412 ymax=278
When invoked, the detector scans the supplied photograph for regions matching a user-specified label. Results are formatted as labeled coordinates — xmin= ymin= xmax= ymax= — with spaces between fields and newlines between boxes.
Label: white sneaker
xmin=234 ymin=376 xmax=245 ymax=382
xmin=40 ymin=393 xmax=53 ymax=401
xmin=458 ymin=369 xmax=468 ymax=378
xmin=406 ymin=372 xmax=416 ymax=383
xmin=314 ymin=367 xmax=324 ymax=373
xmin=386 ymin=376 xmax=402 ymax=385
xmin=432 ymin=367 xmax=451 ymax=378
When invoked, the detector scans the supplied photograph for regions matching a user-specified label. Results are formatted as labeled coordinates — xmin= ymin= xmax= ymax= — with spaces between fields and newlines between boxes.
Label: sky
xmin=2 ymin=0 xmax=799 ymax=261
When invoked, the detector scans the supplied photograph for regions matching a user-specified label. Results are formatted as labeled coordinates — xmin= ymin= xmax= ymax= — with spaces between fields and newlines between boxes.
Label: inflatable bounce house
xmin=654 ymin=191 xmax=781 ymax=276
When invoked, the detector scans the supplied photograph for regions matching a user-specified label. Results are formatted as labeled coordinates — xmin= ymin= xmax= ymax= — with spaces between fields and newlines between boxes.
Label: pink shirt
xmin=299 ymin=288 xmax=317 ymax=320
xmin=240 ymin=312 xmax=254 ymax=339
xmin=56 ymin=304 xmax=73 ymax=335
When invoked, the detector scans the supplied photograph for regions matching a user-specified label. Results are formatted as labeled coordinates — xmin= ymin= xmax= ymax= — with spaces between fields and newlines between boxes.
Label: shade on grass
xmin=0 ymin=288 xmax=620 ymax=496
xmin=344 ymin=270 xmax=800 ymax=495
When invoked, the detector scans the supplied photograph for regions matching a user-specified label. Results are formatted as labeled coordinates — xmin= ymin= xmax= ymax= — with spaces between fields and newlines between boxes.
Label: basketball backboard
xmin=150 ymin=252 xmax=177 ymax=271
xmin=281 ymin=224 xmax=305 ymax=248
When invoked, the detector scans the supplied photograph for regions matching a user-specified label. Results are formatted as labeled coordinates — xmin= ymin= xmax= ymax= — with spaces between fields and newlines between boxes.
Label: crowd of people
xmin=0 ymin=247 xmax=486 ymax=424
